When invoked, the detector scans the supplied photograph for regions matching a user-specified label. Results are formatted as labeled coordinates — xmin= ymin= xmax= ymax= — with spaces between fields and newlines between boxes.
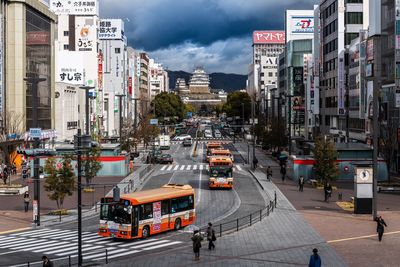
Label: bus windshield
xmin=100 ymin=199 xmax=132 ymax=224
xmin=210 ymin=166 xmax=233 ymax=178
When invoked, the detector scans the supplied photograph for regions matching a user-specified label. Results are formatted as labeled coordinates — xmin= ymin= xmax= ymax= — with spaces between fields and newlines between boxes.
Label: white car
xmin=214 ymin=132 xmax=222 ymax=138
xmin=173 ymin=134 xmax=192 ymax=141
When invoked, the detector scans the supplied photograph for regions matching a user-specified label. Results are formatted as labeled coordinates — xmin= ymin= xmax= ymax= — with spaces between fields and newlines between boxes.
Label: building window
xmin=63 ymin=44 xmax=69 ymax=50
xmin=345 ymin=33 xmax=359 ymax=45
xmin=115 ymin=48 xmax=121 ymax=54
xmin=268 ymin=72 xmax=273 ymax=77
xmin=345 ymin=12 xmax=363 ymax=25
xmin=325 ymin=115 xmax=330 ymax=126
xmin=63 ymin=31 xmax=69 ymax=36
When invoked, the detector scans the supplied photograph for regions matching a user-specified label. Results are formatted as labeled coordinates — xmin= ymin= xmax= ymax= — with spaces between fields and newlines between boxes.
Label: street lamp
xmin=79 ymin=86 xmax=95 ymax=135
xmin=115 ymin=94 xmax=126 ymax=141
xmin=24 ymin=74 xmax=46 ymax=226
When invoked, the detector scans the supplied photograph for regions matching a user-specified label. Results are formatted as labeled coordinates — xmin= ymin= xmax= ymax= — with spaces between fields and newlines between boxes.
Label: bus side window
xmin=140 ymin=203 xmax=153 ymax=220
xmin=161 ymin=200 xmax=169 ymax=216
xmin=188 ymin=195 xmax=194 ymax=209
xmin=171 ymin=198 xmax=178 ymax=213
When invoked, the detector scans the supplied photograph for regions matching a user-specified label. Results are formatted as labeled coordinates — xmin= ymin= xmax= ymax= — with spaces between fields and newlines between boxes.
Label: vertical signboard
xmin=153 ymin=201 xmax=161 ymax=231
xmin=99 ymin=19 xmax=124 ymax=40
xmin=0 ymin=15 xmax=3 ymax=116
xmin=75 ymin=19 xmax=96 ymax=52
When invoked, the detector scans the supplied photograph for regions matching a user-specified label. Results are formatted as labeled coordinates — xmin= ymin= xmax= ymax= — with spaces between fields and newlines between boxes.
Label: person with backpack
xmin=266 ymin=166 xmax=273 ymax=181
xmin=207 ymin=222 xmax=216 ymax=250
xmin=298 ymin=175 xmax=305 ymax=192
xmin=308 ymin=248 xmax=321 ymax=267
xmin=191 ymin=230 xmax=203 ymax=261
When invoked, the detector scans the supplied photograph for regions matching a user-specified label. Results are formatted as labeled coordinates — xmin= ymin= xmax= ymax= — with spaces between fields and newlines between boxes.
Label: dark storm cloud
xmin=100 ymin=0 xmax=317 ymax=74
xmin=100 ymin=0 xmax=317 ymax=51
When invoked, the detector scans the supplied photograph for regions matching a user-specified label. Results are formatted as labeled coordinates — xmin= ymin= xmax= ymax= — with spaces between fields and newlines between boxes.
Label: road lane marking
xmin=186 ymin=165 xmax=191 ymax=170
xmin=129 ymin=239 xmax=170 ymax=249
xmin=29 ymin=241 xmax=70 ymax=252
xmin=82 ymin=247 xmax=126 ymax=260
xmin=193 ymin=165 xmax=198 ymax=170
xmin=11 ymin=228 xmax=60 ymax=237
xmin=167 ymin=165 xmax=173 ymax=171
xmin=0 ymin=227 xmax=31 ymax=235
xmin=141 ymin=241 xmax=182 ymax=250
xmin=199 ymin=165 xmax=204 ymax=170
xmin=236 ymin=165 xmax=242 ymax=171
xmin=117 ymin=238 xmax=159 ymax=247
xmin=180 ymin=165 xmax=185 ymax=170
xmin=160 ymin=165 xmax=167 ymax=171
xmin=173 ymin=165 xmax=179 ymax=171
xmin=327 ymin=230 xmax=400 ymax=243
xmin=44 ymin=244 xmax=92 ymax=255
xmin=59 ymin=245 xmax=106 ymax=257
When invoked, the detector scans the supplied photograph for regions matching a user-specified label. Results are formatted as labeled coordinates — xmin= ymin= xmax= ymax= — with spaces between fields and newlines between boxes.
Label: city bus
xmin=210 ymin=149 xmax=234 ymax=162
xmin=99 ymin=184 xmax=195 ymax=239
xmin=208 ymin=156 xmax=233 ymax=189
xmin=206 ymin=142 xmax=222 ymax=162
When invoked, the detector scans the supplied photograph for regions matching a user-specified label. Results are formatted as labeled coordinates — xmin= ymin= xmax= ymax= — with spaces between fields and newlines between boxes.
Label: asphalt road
xmin=0 ymin=133 xmax=265 ymax=267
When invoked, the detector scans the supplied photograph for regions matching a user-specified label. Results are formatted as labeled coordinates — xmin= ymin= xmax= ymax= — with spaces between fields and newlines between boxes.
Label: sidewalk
xmin=108 ymin=144 xmax=347 ymax=267
xmin=247 ymin=144 xmax=400 ymax=267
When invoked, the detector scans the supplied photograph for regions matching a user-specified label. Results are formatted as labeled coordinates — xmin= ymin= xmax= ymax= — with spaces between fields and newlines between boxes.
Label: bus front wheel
xmin=174 ymin=219 xmax=181 ymax=230
xmin=142 ymin=226 xmax=150 ymax=239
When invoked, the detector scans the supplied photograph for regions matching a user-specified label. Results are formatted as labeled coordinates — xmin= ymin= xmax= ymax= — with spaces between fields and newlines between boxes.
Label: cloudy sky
xmin=100 ymin=0 xmax=317 ymax=74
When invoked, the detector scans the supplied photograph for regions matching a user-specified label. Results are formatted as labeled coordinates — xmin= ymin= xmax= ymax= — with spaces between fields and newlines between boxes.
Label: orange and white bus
xmin=209 ymin=156 xmax=233 ymax=189
xmin=206 ymin=142 xmax=222 ymax=162
xmin=210 ymin=149 xmax=234 ymax=162
xmin=99 ymin=184 xmax=195 ymax=239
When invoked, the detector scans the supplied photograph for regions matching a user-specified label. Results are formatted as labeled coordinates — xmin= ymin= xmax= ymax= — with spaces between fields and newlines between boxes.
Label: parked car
xmin=183 ymin=138 xmax=193 ymax=147
xmin=173 ymin=134 xmax=192 ymax=141
xmin=157 ymin=154 xmax=173 ymax=164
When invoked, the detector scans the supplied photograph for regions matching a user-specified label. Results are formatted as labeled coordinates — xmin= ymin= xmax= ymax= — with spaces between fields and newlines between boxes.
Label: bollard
xmin=236 ymin=219 xmax=239 ymax=232
xmin=106 ymin=249 xmax=108 ymax=264
xmin=250 ymin=214 xmax=252 ymax=226
xmin=95 ymin=201 xmax=98 ymax=212
xmin=338 ymin=192 xmax=342 ymax=201
xmin=260 ymin=209 xmax=262 ymax=221
xmin=267 ymin=205 xmax=270 ymax=216
xmin=59 ymin=210 xmax=62 ymax=222
xmin=27 ymin=262 xmax=30 ymax=267
xmin=274 ymin=191 xmax=277 ymax=208
xmin=69 ymin=255 xmax=71 ymax=267
xmin=219 ymin=224 xmax=222 ymax=237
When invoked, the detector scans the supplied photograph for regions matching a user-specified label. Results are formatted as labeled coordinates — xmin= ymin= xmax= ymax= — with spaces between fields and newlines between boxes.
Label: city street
xmin=0 ymin=131 xmax=266 ymax=266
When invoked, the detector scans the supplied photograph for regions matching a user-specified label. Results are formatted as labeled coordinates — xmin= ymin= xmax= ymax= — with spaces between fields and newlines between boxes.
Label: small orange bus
xmin=209 ymin=156 xmax=233 ymax=189
xmin=210 ymin=149 xmax=234 ymax=162
xmin=99 ymin=184 xmax=195 ymax=239
xmin=206 ymin=142 xmax=222 ymax=162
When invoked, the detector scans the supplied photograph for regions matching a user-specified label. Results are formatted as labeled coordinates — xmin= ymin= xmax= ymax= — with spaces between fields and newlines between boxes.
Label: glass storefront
xmin=25 ymin=7 xmax=52 ymax=129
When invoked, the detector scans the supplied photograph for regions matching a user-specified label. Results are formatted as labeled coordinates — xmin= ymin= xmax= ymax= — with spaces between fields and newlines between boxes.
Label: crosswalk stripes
xmin=0 ymin=228 xmax=183 ymax=262
xmin=158 ymin=164 xmax=244 ymax=172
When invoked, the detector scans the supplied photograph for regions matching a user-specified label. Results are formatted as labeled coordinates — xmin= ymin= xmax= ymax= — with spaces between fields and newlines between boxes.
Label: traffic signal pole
xmin=24 ymin=75 xmax=46 ymax=226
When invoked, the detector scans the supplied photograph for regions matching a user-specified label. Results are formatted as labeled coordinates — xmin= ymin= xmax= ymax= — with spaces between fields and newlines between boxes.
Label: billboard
xmin=290 ymin=16 xmax=314 ymax=34
xmin=75 ymin=19 xmax=96 ymax=52
xmin=99 ymin=19 xmax=124 ymax=40
xmin=253 ymin=31 xmax=285 ymax=44
xmin=49 ymin=0 xmax=99 ymax=16
xmin=0 ymin=15 xmax=3 ymax=115
xmin=56 ymin=51 xmax=84 ymax=85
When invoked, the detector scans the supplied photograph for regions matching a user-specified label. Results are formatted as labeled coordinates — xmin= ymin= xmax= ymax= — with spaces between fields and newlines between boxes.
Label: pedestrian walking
xmin=266 ymin=166 xmax=273 ymax=181
xmin=23 ymin=191 xmax=30 ymax=212
xmin=324 ymin=182 xmax=332 ymax=202
xmin=2 ymin=165 xmax=8 ymax=185
xmin=280 ymin=164 xmax=286 ymax=182
xmin=299 ymin=175 xmax=305 ymax=192
xmin=42 ymin=255 xmax=54 ymax=267
xmin=207 ymin=222 xmax=216 ymax=250
xmin=375 ymin=215 xmax=387 ymax=242
xmin=253 ymin=157 xmax=258 ymax=169
xmin=191 ymin=230 xmax=203 ymax=261
xmin=308 ymin=248 xmax=321 ymax=267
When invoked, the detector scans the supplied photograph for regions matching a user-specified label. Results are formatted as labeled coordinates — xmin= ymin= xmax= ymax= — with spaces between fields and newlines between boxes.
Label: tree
xmin=313 ymin=135 xmax=339 ymax=183
xmin=184 ymin=103 xmax=196 ymax=115
xmin=44 ymin=156 xmax=75 ymax=210
xmin=0 ymin=111 xmax=24 ymax=166
xmin=379 ymin=118 xmax=396 ymax=183
xmin=213 ymin=103 xmax=224 ymax=117
xmin=223 ymin=92 xmax=251 ymax=121
xmin=153 ymin=92 xmax=185 ymax=121
xmin=137 ymin=115 xmax=160 ymax=148
xmin=83 ymin=146 xmax=102 ymax=186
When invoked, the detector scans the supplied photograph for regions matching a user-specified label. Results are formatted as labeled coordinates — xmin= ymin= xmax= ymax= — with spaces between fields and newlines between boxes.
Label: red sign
xmin=128 ymin=77 xmax=132 ymax=95
xmin=26 ymin=32 xmax=50 ymax=45
xmin=253 ymin=31 xmax=285 ymax=44
xmin=98 ymin=52 xmax=103 ymax=92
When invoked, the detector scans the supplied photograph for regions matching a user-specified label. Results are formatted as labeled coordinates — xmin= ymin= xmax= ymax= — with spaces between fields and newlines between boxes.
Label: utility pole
xmin=24 ymin=75 xmax=46 ymax=226
xmin=79 ymin=86 xmax=95 ymax=135
xmin=115 ymin=94 xmax=126 ymax=141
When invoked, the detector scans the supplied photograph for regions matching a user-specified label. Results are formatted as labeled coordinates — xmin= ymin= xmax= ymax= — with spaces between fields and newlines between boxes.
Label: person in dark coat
xmin=207 ymin=222 xmax=216 ymax=250
xmin=324 ymin=183 xmax=332 ymax=202
xmin=191 ymin=230 xmax=203 ymax=260
xmin=308 ymin=248 xmax=321 ymax=267
xmin=253 ymin=157 xmax=258 ymax=169
xmin=280 ymin=164 xmax=286 ymax=182
xmin=375 ymin=215 xmax=387 ymax=241
xmin=266 ymin=166 xmax=273 ymax=181
xmin=23 ymin=191 xmax=30 ymax=212
xmin=42 ymin=255 xmax=54 ymax=267
xmin=298 ymin=175 xmax=305 ymax=192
